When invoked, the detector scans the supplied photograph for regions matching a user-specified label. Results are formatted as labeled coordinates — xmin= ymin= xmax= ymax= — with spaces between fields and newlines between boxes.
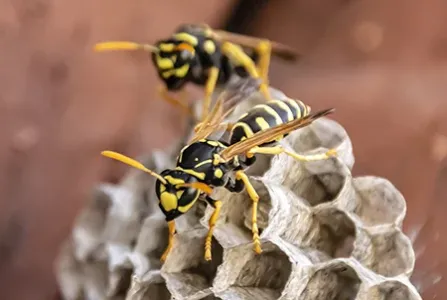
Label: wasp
xmin=93 ymin=23 xmax=299 ymax=121
xmin=101 ymin=82 xmax=337 ymax=262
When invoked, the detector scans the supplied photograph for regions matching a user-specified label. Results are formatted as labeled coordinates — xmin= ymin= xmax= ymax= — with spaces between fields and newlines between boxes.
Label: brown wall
xmin=0 ymin=0 xmax=445 ymax=299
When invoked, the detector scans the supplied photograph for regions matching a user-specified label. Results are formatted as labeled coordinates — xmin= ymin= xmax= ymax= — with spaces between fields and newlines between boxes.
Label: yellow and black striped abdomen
xmin=229 ymin=98 xmax=310 ymax=145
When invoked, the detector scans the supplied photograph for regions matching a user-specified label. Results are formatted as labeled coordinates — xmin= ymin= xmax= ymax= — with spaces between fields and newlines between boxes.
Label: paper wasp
xmin=101 ymin=80 xmax=337 ymax=262
xmin=93 ymin=23 xmax=298 ymax=121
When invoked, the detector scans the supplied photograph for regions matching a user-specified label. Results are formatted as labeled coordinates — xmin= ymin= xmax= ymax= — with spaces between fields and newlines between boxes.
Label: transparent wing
xmin=171 ymin=23 xmax=299 ymax=61
xmin=212 ymin=29 xmax=299 ymax=61
xmin=189 ymin=77 xmax=260 ymax=143
xmin=219 ymin=108 xmax=335 ymax=161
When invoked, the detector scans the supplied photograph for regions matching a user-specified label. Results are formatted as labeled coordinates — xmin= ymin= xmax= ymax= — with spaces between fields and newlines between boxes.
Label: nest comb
xmin=55 ymin=82 xmax=422 ymax=300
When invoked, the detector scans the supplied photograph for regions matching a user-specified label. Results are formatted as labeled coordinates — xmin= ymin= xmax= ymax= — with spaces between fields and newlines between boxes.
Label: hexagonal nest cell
xmin=366 ymin=280 xmax=422 ymax=300
xmin=299 ymin=263 xmax=361 ymax=300
xmin=161 ymin=230 xmax=224 ymax=299
xmin=55 ymin=81 xmax=421 ymax=300
xmin=212 ymin=241 xmax=293 ymax=300
xmin=352 ymin=176 xmax=406 ymax=227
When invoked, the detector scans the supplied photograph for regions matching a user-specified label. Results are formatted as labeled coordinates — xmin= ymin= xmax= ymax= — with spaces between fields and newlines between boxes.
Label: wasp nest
xmin=55 ymin=83 xmax=422 ymax=300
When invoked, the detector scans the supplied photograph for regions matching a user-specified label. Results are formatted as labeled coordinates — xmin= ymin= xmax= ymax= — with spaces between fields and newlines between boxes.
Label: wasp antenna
xmin=93 ymin=41 xmax=159 ymax=53
xmin=101 ymin=150 xmax=167 ymax=184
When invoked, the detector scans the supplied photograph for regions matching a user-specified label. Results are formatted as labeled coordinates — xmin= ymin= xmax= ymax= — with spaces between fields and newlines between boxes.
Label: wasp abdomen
xmin=229 ymin=98 xmax=310 ymax=145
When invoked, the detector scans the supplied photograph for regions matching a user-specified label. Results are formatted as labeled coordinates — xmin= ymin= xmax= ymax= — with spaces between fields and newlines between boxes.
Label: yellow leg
xmin=160 ymin=220 xmax=176 ymax=262
xmin=235 ymin=170 xmax=262 ymax=255
xmin=203 ymin=67 xmax=220 ymax=121
xmin=255 ymin=40 xmax=272 ymax=87
xmin=248 ymin=146 xmax=337 ymax=162
xmin=221 ymin=42 xmax=271 ymax=101
xmin=158 ymin=85 xmax=193 ymax=116
xmin=204 ymin=200 xmax=222 ymax=261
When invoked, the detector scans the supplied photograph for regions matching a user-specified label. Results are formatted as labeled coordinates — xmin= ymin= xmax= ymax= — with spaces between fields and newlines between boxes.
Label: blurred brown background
xmin=0 ymin=0 xmax=445 ymax=299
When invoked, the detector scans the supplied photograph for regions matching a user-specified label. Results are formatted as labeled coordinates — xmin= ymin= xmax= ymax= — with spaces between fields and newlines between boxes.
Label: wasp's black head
xmin=151 ymin=39 xmax=196 ymax=90
xmin=155 ymin=169 xmax=202 ymax=221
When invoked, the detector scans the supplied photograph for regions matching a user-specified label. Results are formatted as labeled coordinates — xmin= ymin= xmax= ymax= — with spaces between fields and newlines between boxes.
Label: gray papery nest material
xmin=55 ymin=82 xmax=422 ymax=300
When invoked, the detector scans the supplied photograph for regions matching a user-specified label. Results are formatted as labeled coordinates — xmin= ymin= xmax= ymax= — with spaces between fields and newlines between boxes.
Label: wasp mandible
xmin=101 ymin=80 xmax=337 ymax=262
xmin=93 ymin=23 xmax=299 ymax=121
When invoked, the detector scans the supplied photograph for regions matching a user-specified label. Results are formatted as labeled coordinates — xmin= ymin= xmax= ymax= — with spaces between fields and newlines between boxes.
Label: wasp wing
xmin=172 ymin=24 xmax=298 ymax=61
xmin=212 ymin=29 xmax=299 ymax=61
xmin=219 ymin=108 xmax=335 ymax=161
xmin=189 ymin=92 xmax=225 ymax=143
xmin=189 ymin=77 xmax=260 ymax=143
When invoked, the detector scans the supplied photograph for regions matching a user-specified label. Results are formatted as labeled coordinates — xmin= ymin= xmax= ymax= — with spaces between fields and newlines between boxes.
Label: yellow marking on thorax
xmin=176 ymin=190 xmax=184 ymax=199
xmin=271 ymin=100 xmax=294 ymax=121
xmin=165 ymin=176 xmax=185 ymax=185
xmin=195 ymin=159 xmax=212 ymax=168
xmin=202 ymin=27 xmax=214 ymax=38
xmin=159 ymin=43 xmax=175 ymax=52
xmin=175 ymin=167 xmax=206 ymax=180
xmin=206 ymin=140 xmax=220 ymax=147
xmin=178 ymin=193 xmax=200 ymax=213
xmin=159 ymin=184 xmax=166 ymax=193
xmin=238 ymin=112 xmax=248 ymax=119
xmin=213 ymin=154 xmax=222 ymax=165
xmin=254 ymin=104 xmax=283 ymax=125
xmin=162 ymin=64 xmax=190 ymax=79
xmin=204 ymin=40 xmax=216 ymax=54
xmin=255 ymin=117 xmax=271 ymax=131
xmin=214 ymin=168 xmax=223 ymax=178
xmin=216 ymin=141 xmax=227 ymax=148
xmin=233 ymin=122 xmax=254 ymax=139
xmin=155 ymin=55 xmax=174 ymax=69
xmin=160 ymin=192 xmax=177 ymax=212
xmin=173 ymin=33 xmax=198 ymax=46
xmin=178 ymin=144 xmax=190 ymax=162
xmin=206 ymin=140 xmax=227 ymax=149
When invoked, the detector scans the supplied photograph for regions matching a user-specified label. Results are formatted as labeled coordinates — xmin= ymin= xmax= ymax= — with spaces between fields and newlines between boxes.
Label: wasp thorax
xmin=155 ymin=169 xmax=202 ymax=221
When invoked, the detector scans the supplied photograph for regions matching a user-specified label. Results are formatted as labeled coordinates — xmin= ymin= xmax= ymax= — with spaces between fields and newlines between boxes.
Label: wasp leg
xmin=242 ymin=150 xmax=258 ymax=167
xmin=203 ymin=67 xmax=220 ymax=121
xmin=160 ymin=220 xmax=176 ymax=262
xmin=254 ymin=40 xmax=272 ymax=88
xmin=225 ymin=171 xmax=245 ymax=192
xmin=204 ymin=196 xmax=222 ymax=261
xmin=248 ymin=146 xmax=337 ymax=162
xmin=158 ymin=85 xmax=193 ymax=116
xmin=221 ymin=42 xmax=271 ymax=101
xmin=234 ymin=170 xmax=262 ymax=254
